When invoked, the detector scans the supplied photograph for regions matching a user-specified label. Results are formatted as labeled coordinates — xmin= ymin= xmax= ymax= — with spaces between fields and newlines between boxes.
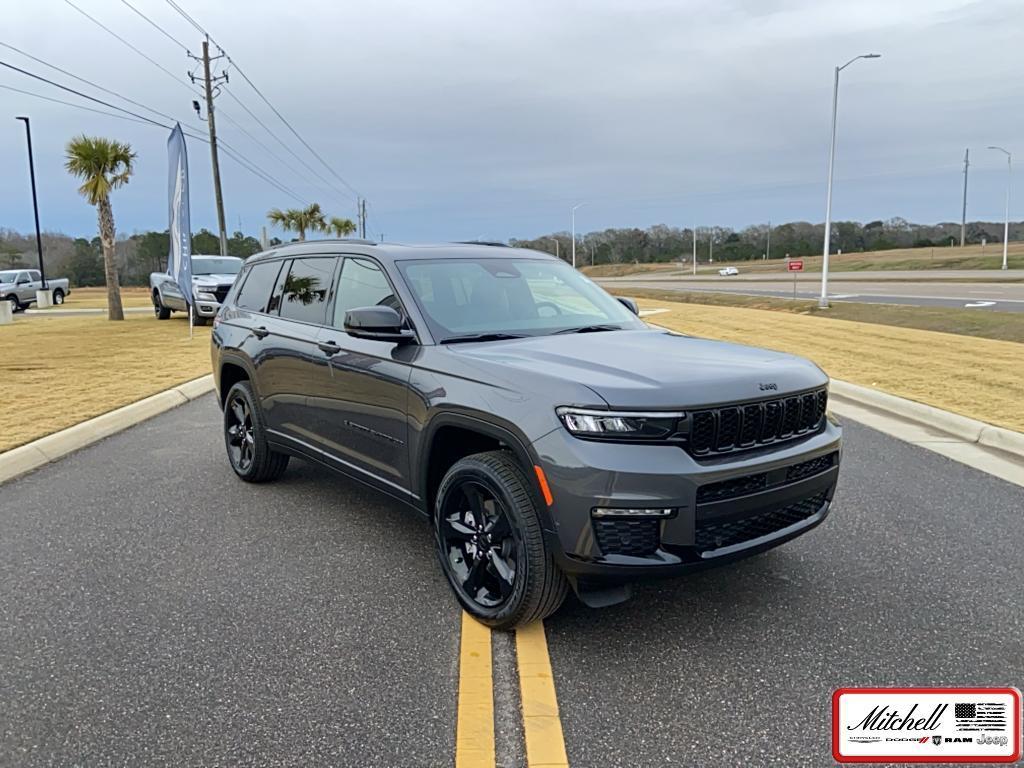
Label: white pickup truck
xmin=149 ymin=255 xmax=243 ymax=326
xmin=1 ymin=269 xmax=71 ymax=311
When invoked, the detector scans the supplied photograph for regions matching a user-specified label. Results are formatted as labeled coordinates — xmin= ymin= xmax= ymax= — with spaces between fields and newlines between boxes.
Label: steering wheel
xmin=535 ymin=301 xmax=563 ymax=318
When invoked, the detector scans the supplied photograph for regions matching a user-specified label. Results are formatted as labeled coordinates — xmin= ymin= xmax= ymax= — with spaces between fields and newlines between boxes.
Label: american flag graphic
xmin=954 ymin=702 xmax=1008 ymax=731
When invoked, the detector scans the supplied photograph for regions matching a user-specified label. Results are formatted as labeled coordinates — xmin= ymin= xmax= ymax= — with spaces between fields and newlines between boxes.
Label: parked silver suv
xmin=150 ymin=256 xmax=242 ymax=325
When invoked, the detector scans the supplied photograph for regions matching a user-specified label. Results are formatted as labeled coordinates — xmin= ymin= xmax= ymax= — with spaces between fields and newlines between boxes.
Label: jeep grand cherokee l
xmin=211 ymin=241 xmax=841 ymax=629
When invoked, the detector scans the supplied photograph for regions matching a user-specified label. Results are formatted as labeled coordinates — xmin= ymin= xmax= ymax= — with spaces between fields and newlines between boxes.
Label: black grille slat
xmin=695 ymin=492 xmax=828 ymax=552
xmin=696 ymin=472 xmax=768 ymax=504
xmin=717 ymin=407 xmax=740 ymax=450
xmin=686 ymin=388 xmax=828 ymax=458
xmin=786 ymin=452 xmax=837 ymax=483
xmin=213 ymin=285 xmax=231 ymax=303
xmin=593 ymin=519 xmax=659 ymax=557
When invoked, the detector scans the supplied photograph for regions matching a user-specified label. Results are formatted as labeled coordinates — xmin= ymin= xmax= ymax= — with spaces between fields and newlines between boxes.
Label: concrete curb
xmin=829 ymin=378 xmax=1024 ymax=461
xmin=0 ymin=374 xmax=215 ymax=485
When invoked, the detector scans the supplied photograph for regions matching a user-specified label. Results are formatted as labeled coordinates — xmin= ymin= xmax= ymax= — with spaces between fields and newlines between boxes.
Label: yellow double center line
xmin=455 ymin=613 xmax=569 ymax=768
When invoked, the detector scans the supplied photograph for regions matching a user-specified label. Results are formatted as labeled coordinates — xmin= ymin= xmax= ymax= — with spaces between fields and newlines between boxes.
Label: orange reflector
xmin=533 ymin=465 xmax=554 ymax=506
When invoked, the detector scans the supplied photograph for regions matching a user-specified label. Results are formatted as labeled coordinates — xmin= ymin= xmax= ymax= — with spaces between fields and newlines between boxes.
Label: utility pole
xmin=709 ymin=229 xmax=713 ymax=263
xmin=359 ymin=198 xmax=367 ymax=239
xmin=190 ymin=39 xmax=229 ymax=257
xmin=692 ymin=227 xmax=697 ymax=275
xmin=960 ymin=148 xmax=969 ymax=248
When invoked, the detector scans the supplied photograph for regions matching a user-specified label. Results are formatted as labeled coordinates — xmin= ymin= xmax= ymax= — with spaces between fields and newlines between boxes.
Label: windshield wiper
xmin=552 ymin=324 xmax=622 ymax=334
xmin=439 ymin=332 xmax=529 ymax=344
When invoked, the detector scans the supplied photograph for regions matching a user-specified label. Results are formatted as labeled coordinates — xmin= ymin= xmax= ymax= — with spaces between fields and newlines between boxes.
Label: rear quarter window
xmin=234 ymin=260 xmax=283 ymax=313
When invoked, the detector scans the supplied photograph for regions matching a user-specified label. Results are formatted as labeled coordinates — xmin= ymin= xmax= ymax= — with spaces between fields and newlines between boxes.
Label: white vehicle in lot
xmin=1 ymin=269 xmax=71 ymax=311
xmin=149 ymin=255 xmax=243 ymax=326
xmin=718 ymin=266 xmax=740 ymax=276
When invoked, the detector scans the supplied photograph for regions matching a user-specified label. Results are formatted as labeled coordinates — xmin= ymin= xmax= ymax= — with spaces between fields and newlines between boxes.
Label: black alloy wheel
xmin=434 ymin=450 xmax=567 ymax=629
xmin=439 ymin=480 xmax=519 ymax=608
xmin=225 ymin=393 xmax=256 ymax=473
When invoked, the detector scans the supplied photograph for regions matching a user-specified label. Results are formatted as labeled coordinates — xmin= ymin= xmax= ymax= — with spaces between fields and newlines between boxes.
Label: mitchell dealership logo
xmin=846 ymin=703 xmax=947 ymax=732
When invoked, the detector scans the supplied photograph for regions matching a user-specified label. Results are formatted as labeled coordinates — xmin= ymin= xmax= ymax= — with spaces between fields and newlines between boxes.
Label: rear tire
xmin=52 ymin=289 xmax=65 ymax=305
xmin=223 ymin=380 xmax=289 ymax=482
xmin=153 ymin=292 xmax=171 ymax=320
xmin=434 ymin=450 xmax=567 ymax=629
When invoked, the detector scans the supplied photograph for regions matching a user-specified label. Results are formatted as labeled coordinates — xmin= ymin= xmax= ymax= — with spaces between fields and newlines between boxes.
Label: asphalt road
xmin=2 ymin=396 xmax=1022 ymax=766
xmin=601 ymin=277 xmax=1024 ymax=312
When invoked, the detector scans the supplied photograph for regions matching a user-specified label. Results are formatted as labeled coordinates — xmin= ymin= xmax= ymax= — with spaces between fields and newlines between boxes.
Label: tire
xmin=6 ymin=295 xmax=22 ymax=313
xmin=52 ymin=289 xmax=65 ymax=305
xmin=223 ymin=380 xmax=289 ymax=482
xmin=153 ymin=292 xmax=171 ymax=320
xmin=192 ymin=312 xmax=210 ymax=327
xmin=434 ymin=450 xmax=568 ymax=629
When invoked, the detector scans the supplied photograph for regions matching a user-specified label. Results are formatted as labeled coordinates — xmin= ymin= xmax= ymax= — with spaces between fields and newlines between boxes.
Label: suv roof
xmin=245 ymin=240 xmax=556 ymax=265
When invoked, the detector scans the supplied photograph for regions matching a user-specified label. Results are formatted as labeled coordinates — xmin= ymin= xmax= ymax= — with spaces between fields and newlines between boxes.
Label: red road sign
xmin=787 ymin=260 xmax=804 ymax=272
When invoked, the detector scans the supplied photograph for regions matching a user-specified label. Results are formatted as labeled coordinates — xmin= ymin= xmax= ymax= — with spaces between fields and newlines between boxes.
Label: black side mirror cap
xmin=616 ymin=296 xmax=639 ymax=315
xmin=344 ymin=305 xmax=416 ymax=343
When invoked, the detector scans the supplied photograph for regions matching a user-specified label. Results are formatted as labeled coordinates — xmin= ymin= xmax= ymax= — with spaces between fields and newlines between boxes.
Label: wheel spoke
xmin=487 ymin=550 xmax=515 ymax=596
xmin=226 ymin=425 xmax=242 ymax=446
xmin=230 ymin=400 xmax=245 ymax=425
xmin=485 ymin=511 xmax=511 ymax=540
xmin=463 ymin=485 xmax=488 ymax=516
xmin=462 ymin=557 xmax=488 ymax=596
xmin=443 ymin=513 xmax=476 ymax=541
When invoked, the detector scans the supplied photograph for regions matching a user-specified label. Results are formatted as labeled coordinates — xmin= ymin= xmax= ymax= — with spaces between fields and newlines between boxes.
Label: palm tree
xmin=328 ymin=216 xmax=357 ymax=238
xmin=65 ymin=135 xmax=135 ymax=320
xmin=267 ymin=203 xmax=327 ymax=241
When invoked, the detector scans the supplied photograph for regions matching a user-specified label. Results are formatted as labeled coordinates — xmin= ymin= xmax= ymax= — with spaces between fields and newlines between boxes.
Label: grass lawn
xmin=2 ymin=313 xmax=212 ymax=452
xmin=57 ymin=286 xmax=153 ymax=310
xmin=637 ymin=298 xmax=1024 ymax=432
xmin=583 ymin=241 xmax=1024 ymax=277
xmin=618 ymin=288 xmax=1024 ymax=344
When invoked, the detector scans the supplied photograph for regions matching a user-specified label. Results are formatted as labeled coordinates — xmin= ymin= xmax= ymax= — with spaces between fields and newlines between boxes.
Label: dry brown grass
xmin=640 ymin=298 xmax=1024 ymax=432
xmin=59 ymin=286 xmax=152 ymax=310
xmin=2 ymin=314 xmax=212 ymax=451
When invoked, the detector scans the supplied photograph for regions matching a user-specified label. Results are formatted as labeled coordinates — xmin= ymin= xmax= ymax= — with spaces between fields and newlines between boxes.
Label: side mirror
xmin=344 ymin=305 xmax=416 ymax=343
xmin=16 ymin=279 xmax=30 ymax=286
xmin=616 ymin=296 xmax=639 ymax=315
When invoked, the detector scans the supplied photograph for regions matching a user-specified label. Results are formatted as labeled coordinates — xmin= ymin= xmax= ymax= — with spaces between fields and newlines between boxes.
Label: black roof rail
xmin=455 ymin=240 xmax=509 ymax=247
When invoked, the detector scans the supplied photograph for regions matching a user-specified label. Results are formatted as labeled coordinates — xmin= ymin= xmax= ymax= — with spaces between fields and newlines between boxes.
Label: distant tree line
xmin=0 ymin=227 xmax=274 ymax=287
xmin=511 ymin=217 xmax=1024 ymax=266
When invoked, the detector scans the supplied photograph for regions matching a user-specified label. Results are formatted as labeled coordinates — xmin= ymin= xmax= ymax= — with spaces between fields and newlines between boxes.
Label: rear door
xmin=16 ymin=271 xmax=34 ymax=302
xmin=254 ymin=256 xmax=339 ymax=445
xmin=308 ymin=256 xmax=414 ymax=498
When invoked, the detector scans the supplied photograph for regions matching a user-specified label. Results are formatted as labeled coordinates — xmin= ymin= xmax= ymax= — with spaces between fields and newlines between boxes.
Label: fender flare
xmin=217 ymin=351 xmax=260 ymax=404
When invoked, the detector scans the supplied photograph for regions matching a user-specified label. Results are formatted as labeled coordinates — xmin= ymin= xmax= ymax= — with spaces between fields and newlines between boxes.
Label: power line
xmin=1 ymin=60 xmax=307 ymax=205
xmin=118 ymin=0 xmax=189 ymax=51
xmin=0 ymin=83 xmax=154 ymax=127
xmin=160 ymin=0 xmax=364 ymax=201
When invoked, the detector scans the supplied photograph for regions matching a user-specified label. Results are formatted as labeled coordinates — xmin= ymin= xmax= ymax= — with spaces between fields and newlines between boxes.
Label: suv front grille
xmin=695 ymin=491 xmax=828 ymax=553
xmin=593 ymin=518 xmax=659 ymax=557
xmin=687 ymin=388 xmax=827 ymax=457
xmin=213 ymin=285 xmax=231 ymax=303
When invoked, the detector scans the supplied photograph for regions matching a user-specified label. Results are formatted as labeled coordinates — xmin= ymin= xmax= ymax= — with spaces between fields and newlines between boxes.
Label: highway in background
xmin=598 ymin=270 xmax=1024 ymax=311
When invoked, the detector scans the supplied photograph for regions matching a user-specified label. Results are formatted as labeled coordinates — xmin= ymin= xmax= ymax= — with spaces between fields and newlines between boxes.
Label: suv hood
xmin=447 ymin=328 xmax=827 ymax=409
xmin=193 ymin=273 xmax=237 ymax=286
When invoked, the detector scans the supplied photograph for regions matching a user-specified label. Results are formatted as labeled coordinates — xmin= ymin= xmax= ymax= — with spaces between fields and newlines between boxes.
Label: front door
xmin=307 ymin=256 xmax=413 ymax=499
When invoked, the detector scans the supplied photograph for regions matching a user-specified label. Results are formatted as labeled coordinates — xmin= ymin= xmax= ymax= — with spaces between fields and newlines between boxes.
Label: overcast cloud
xmin=2 ymin=0 xmax=1021 ymax=242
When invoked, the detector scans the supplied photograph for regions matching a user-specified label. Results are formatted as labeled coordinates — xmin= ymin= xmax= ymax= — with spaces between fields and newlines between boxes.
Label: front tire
xmin=153 ymin=292 xmax=171 ymax=320
xmin=223 ymin=380 xmax=289 ymax=482
xmin=7 ymin=295 xmax=22 ymax=313
xmin=434 ymin=450 xmax=567 ymax=629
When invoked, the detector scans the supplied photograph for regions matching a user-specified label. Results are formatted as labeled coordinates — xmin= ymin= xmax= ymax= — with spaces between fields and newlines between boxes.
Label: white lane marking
xmin=964 ymin=301 xmax=996 ymax=308
xmin=829 ymin=294 xmax=859 ymax=299
xmin=638 ymin=308 xmax=669 ymax=317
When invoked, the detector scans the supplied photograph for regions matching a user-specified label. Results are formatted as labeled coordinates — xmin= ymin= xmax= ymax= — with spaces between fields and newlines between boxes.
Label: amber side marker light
xmin=533 ymin=465 xmax=554 ymax=506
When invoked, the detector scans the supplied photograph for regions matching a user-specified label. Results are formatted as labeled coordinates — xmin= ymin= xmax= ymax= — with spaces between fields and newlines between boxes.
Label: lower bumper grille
xmin=593 ymin=518 xmax=659 ymax=557
xmin=695 ymin=491 xmax=828 ymax=553
xmin=696 ymin=451 xmax=838 ymax=504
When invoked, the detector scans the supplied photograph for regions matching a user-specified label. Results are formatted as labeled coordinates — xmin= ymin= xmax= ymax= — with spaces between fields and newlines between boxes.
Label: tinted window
xmin=28 ymin=271 xmax=40 ymax=281
xmin=332 ymin=258 xmax=400 ymax=327
xmin=279 ymin=257 xmax=337 ymax=325
xmin=235 ymin=260 xmax=283 ymax=313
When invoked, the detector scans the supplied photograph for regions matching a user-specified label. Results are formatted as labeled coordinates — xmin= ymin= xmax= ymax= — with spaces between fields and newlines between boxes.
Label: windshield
xmin=398 ymin=257 xmax=645 ymax=341
xmin=0 ymin=271 xmax=20 ymax=283
xmin=191 ymin=257 xmax=242 ymax=276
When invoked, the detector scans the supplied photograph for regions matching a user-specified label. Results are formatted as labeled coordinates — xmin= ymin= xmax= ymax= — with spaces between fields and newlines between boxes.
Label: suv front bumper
xmin=531 ymin=420 xmax=842 ymax=581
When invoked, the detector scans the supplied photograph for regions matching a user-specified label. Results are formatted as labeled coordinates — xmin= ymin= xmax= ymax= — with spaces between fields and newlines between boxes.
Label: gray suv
xmin=211 ymin=241 xmax=841 ymax=629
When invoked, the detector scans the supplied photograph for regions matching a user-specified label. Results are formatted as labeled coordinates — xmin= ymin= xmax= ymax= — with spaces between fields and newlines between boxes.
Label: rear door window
xmin=235 ymin=260 xmax=283 ymax=313
xmin=278 ymin=257 xmax=338 ymax=326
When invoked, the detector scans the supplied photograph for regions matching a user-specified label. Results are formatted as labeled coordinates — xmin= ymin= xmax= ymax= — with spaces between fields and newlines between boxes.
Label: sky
xmin=1 ymin=0 xmax=1022 ymax=244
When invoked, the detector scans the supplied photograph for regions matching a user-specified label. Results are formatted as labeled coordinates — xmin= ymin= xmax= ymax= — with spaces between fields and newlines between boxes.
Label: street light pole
xmin=819 ymin=53 xmax=881 ymax=308
xmin=571 ymin=202 xmax=587 ymax=269
xmin=15 ymin=116 xmax=46 ymax=290
xmin=547 ymin=238 xmax=560 ymax=260
xmin=692 ymin=227 xmax=697 ymax=275
xmin=988 ymin=146 xmax=1012 ymax=271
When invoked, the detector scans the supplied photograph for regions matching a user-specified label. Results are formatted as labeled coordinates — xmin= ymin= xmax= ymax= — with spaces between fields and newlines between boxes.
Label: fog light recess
xmin=591 ymin=507 xmax=676 ymax=519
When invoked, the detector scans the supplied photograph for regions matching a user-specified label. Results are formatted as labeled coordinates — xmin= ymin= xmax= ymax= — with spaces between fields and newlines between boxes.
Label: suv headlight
xmin=556 ymin=407 xmax=685 ymax=441
xmin=196 ymin=290 xmax=217 ymax=301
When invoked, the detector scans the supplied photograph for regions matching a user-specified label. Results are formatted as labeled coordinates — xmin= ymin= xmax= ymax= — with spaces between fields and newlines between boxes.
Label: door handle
xmin=252 ymin=326 xmax=270 ymax=339
xmin=318 ymin=340 xmax=341 ymax=355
